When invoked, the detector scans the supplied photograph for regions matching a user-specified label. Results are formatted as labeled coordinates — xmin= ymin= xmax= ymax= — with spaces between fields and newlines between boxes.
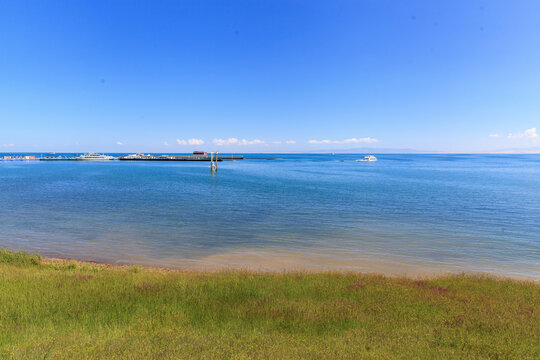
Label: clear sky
xmin=1 ymin=0 xmax=539 ymax=153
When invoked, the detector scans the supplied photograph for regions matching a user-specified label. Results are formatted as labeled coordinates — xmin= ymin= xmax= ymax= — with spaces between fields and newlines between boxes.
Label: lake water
xmin=1 ymin=154 xmax=539 ymax=278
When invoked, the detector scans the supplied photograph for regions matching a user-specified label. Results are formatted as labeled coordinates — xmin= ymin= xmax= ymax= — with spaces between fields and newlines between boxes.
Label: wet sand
xmin=73 ymin=247 xmax=537 ymax=281
xmin=18 ymin=245 xmax=538 ymax=281
xmin=191 ymin=248 xmax=540 ymax=281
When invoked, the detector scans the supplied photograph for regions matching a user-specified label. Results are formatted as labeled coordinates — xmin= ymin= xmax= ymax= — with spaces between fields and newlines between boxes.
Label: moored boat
xmin=75 ymin=153 xmax=115 ymax=160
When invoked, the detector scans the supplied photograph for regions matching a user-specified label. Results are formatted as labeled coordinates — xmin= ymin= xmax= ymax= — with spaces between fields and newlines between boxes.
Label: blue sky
xmin=1 ymin=0 xmax=539 ymax=152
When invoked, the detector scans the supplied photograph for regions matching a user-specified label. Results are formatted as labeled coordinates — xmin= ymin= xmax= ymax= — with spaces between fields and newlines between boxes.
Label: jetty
xmin=1 ymin=152 xmax=245 ymax=162
xmin=117 ymin=153 xmax=243 ymax=161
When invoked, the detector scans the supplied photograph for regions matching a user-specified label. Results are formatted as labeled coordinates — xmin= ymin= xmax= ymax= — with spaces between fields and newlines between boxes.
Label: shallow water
xmin=1 ymin=154 xmax=539 ymax=278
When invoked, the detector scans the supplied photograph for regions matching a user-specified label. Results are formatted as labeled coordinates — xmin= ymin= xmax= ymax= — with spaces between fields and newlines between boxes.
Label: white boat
xmin=119 ymin=153 xmax=153 ymax=160
xmin=75 ymin=153 xmax=115 ymax=161
xmin=363 ymin=155 xmax=377 ymax=161
xmin=355 ymin=155 xmax=378 ymax=162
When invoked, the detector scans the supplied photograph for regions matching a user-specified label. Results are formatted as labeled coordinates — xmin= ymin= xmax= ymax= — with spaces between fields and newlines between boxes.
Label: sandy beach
xmin=34 ymin=247 xmax=539 ymax=282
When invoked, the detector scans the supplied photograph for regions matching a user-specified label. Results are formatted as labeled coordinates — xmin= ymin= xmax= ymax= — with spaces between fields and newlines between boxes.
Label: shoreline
xmin=30 ymin=248 xmax=539 ymax=283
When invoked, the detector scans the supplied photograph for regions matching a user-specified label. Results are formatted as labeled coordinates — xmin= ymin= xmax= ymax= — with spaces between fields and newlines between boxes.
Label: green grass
xmin=0 ymin=248 xmax=41 ymax=266
xmin=0 ymin=249 xmax=538 ymax=359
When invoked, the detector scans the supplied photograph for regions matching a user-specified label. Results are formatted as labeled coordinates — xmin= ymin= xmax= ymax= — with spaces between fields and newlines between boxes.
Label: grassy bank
xmin=0 ymin=249 xmax=538 ymax=359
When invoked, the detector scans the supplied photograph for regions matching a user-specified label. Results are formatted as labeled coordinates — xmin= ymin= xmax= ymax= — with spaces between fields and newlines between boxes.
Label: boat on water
xmin=364 ymin=155 xmax=377 ymax=161
xmin=118 ymin=153 xmax=154 ymax=160
xmin=355 ymin=155 xmax=378 ymax=162
xmin=75 ymin=153 xmax=115 ymax=161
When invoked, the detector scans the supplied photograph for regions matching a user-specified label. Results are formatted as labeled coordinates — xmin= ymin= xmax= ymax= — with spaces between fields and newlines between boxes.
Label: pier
xmin=117 ymin=154 xmax=243 ymax=161
xmin=1 ymin=152 xmax=244 ymax=162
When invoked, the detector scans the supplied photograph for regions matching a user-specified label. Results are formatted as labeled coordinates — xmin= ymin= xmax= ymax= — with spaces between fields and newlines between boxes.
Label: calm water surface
xmin=1 ymin=154 xmax=539 ymax=278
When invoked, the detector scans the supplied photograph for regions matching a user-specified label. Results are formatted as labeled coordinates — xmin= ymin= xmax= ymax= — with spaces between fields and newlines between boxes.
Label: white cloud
xmin=309 ymin=139 xmax=332 ymax=144
xmin=213 ymin=138 xmax=234 ymax=146
xmin=241 ymin=139 xmax=265 ymax=145
xmin=2 ymin=144 xmax=15 ymax=147
xmin=272 ymin=140 xmax=296 ymax=145
xmin=177 ymin=138 xmax=204 ymax=145
xmin=489 ymin=134 xmax=500 ymax=137
xmin=116 ymin=141 xmax=123 ymax=145
xmin=163 ymin=141 xmax=169 ymax=146
xmin=188 ymin=138 xmax=204 ymax=145
xmin=308 ymin=137 xmax=378 ymax=144
xmin=213 ymin=138 xmax=266 ymax=146
xmin=342 ymin=137 xmax=378 ymax=143
xmin=508 ymin=128 xmax=538 ymax=140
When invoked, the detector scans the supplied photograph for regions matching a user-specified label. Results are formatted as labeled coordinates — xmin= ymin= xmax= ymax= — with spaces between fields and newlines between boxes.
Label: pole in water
xmin=210 ymin=151 xmax=217 ymax=172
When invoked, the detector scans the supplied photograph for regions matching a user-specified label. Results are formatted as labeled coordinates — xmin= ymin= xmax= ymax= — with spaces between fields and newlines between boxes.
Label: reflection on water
xmin=0 ymin=154 xmax=539 ymax=278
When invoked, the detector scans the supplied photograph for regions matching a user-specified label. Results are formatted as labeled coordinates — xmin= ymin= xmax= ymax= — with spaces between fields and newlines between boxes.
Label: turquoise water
xmin=0 ymin=154 xmax=539 ymax=277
